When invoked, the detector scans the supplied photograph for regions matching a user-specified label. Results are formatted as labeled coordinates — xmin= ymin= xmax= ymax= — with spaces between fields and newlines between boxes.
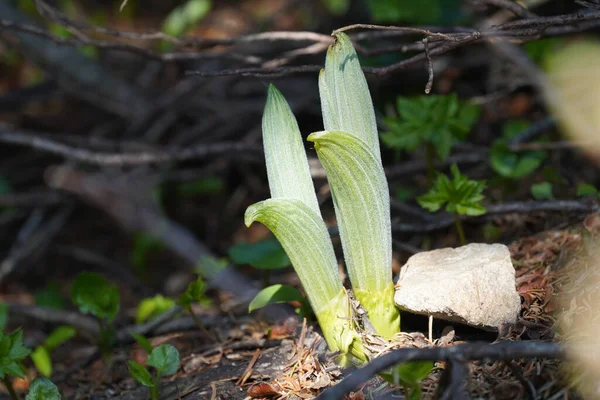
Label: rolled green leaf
xmin=263 ymin=84 xmax=321 ymax=215
xmin=245 ymin=197 xmax=355 ymax=352
xmin=319 ymin=33 xmax=381 ymax=163
xmin=308 ymin=130 xmax=400 ymax=338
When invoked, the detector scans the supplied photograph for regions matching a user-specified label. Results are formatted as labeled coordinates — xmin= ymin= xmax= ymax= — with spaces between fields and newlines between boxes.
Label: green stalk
xmin=453 ymin=212 xmax=466 ymax=245
xmin=2 ymin=376 xmax=19 ymax=400
xmin=308 ymin=130 xmax=400 ymax=339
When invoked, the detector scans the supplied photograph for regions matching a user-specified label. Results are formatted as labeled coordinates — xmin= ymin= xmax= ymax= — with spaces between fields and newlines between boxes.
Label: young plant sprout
xmin=245 ymin=33 xmax=401 ymax=361
xmin=25 ymin=377 xmax=61 ymax=400
xmin=128 ymin=343 xmax=180 ymax=400
xmin=381 ymin=94 xmax=480 ymax=184
xmin=70 ymin=272 xmax=120 ymax=359
xmin=0 ymin=329 xmax=30 ymax=400
xmin=417 ymin=164 xmax=487 ymax=245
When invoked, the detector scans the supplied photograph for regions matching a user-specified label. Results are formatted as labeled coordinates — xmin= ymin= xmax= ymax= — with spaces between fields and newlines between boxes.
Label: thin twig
xmin=7 ymin=302 xmax=100 ymax=334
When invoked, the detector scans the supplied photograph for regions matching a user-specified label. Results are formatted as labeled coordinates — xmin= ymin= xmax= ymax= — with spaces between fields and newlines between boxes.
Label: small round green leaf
xmin=228 ymin=239 xmax=291 ymax=270
xmin=26 ymin=377 xmax=61 ymax=400
xmin=531 ymin=182 xmax=554 ymax=200
xmin=147 ymin=344 xmax=180 ymax=376
xmin=248 ymin=284 xmax=305 ymax=313
xmin=127 ymin=360 xmax=155 ymax=387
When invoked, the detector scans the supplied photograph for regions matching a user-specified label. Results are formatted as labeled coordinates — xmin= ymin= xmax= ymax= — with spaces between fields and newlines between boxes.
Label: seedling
xmin=128 ymin=344 xmax=180 ymax=400
xmin=25 ymin=377 xmax=61 ymax=400
xmin=31 ymin=325 xmax=76 ymax=377
xmin=417 ymin=164 xmax=487 ymax=245
xmin=177 ymin=277 xmax=213 ymax=340
xmin=490 ymin=120 xmax=547 ymax=179
xmin=70 ymin=272 xmax=119 ymax=359
xmin=381 ymin=94 xmax=480 ymax=183
xmin=0 ymin=329 xmax=31 ymax=400
xmin=531 ymin=181 xmax=554 ymax=200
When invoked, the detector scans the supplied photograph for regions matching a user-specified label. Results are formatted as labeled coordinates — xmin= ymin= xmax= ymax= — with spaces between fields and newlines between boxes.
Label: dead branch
xmin=0 ymin=126 xmax=261 ymax=166
xmin=316 ymin=341 xmax=564 ymax=400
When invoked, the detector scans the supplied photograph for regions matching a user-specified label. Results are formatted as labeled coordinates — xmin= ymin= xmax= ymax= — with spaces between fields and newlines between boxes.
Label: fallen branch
xmin=316 ymin=341 xmax=563 ymax=400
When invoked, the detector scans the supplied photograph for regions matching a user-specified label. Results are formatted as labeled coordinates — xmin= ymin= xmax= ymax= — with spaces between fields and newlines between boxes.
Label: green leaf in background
xmin=524 ymin=38 xmax=564 ymax=65
xmin=147 ymin=344 xmax=180 ymax=376
xmin=177 ymin=176 xmax=223 ymax=196
xmin=32 ymin=324 xmax=77 ymax=376
xmin=321 ymin=0 xmax=349 ymax=15
xmin=490 ymin=120 xmax=547 ymax=179
xmin=162 ymin=0 xmax=211 ymax=37
xmin=417 ymin=164 xmax=487 ymax=216
xmin=531 ymin=182 xmax=554 ymax=200
xmin=0 ymin=303 xmax=7 ymax=332
xmin=130 ymin=233 xmax=165 ymax=274
xmin=26 ymin=377 xmax=61 ymax=400
xmin=395 ymin=186 xmax=416 ymax=202
xmin=178 ymin=277 xmax=210 ymax=308
xmin=127 ymin=360 xmax=155 ymax=387
xmin=71 ymin=272 xmax=120 ymax=321
xmin=31 ymin=347 xmax=52 ymax=377
xmin=381 ymin=94 xmax=480 ymax=161
xmin=136 ymin=295 xmax=175 ymax=324
xmin=381 ymin=360 xmax=434 ymax=399
xmin=131 ymin=333 xmax=154 ymax=354
xmin=44 ymin=326 xmax=76 ymax=352
xmin=366 ymin=0 xmax=464 ymax=26
xmin=35 ymin=282 xmax=65 ymax=310
xmin=577 ymin=183 xmax=599 ymax=198
xmin=228 ymin=239 xmax=291 ymax=270
xmin=0 ymin=329 xmax=31 ymax=379
xmin=248 ymin=284 xmax=305 ymax=313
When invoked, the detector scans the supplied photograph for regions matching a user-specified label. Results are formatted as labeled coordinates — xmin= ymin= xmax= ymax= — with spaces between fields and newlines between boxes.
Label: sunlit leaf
xmin=248 ymin=284 xmax=305 ymax=313
xmin=128 ymin=360 xmax=154 ymax=387
xmin=136 ymin=295 xmax=175 ymax=324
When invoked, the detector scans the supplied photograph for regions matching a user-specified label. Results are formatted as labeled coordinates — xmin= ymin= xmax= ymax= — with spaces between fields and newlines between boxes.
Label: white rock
xmin=394 ymin=243 xmax=521 ymax=330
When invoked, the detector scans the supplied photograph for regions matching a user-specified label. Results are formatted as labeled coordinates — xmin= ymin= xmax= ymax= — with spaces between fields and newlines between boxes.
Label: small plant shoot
xmin=417 ymin=164 xmax=487 ymax=245
xmin=31 ymin=325 xmax=76 ymax=377
xmin=381 ymin=94 xmax=480 ymax=183
xmin=136 ymin=295 xmax=175 ymax=324
xmin=128 ymin=344 xmax=180 ymax=400
xmin=177 ymin=277 xmax=213 ymax=339
xmin=71 ymin=272 xmax=120 ymax=359
xmin=25 ymin=377 xmax=61 ymax=400
xmin=0 ymin=329 xmax=31 ymax=400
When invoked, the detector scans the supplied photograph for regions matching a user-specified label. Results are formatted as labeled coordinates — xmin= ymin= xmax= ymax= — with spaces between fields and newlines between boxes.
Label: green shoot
xmin=128 ymin=344 xmax=180 ymax=400
xmin=490 ymin=120 xmax=547 ymax=179
xmin=381 ymin=94 xmax=480 ymax=183
xmin=177 ymin=277 xmax=213 ymax=340
xmin=136 ymin=295 xmax=175 ymax=324
xmin=71 ymin=272 xmax=119 ymax=359
xmin=531 ymin=182 xmax=554 ymax=200
xmin=25 ymin=377 xmax=61 ymax=400
xmin=0 ymin=329 xmax=31 ymax=400
xmin=31 ymin=326 xmax=76 ymax=377
xmin=417 ymin=164 xmax=487 ymax=245
xmin=249 ymin=284 xmax=312 ymax=318
xmin=131 ymin=333 xmax=154 ymax=354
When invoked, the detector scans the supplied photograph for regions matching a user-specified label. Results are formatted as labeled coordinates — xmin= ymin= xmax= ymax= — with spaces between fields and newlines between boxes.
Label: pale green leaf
xmin=263 ymin=85 xmax=321 ymax=215
xmin=307 ymin=130 xmax=400 ymax=338
xmin=136 ymin=295 xmax=175 ymax=324
xmin=147 ymin=344 xmax=180 ymax=376
xmin=320 ymin=33 xmax=381 ymax=162
xmin=31 ymin=347 xmax=52 ymax=377
xmin=245 ymin=198 xmax=341 ymax=315
xmin=26 ymin=377 xmax=61 ymax=400
xmin=44 ymin=326 xmax=76 ymax=352
xmin=248 ymin=284 xmax=305 ymax=312
xmin=128 ymin=360 xmax=155 ymax=387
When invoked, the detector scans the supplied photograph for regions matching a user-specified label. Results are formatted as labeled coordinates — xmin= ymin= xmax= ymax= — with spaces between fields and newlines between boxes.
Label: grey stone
xmin=394 ymin=243 xmax=521 ymax=330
